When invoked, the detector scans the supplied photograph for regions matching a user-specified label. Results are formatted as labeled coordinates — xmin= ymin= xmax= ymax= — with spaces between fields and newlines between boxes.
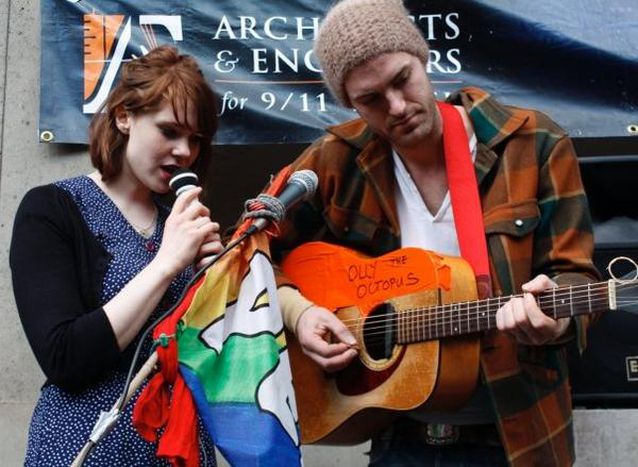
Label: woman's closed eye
xmin=159 ymin=126 xmax=179 ymax=139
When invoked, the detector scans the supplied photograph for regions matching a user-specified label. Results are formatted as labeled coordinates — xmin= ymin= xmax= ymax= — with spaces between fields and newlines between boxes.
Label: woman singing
xmin=10 ymin=46 xmax=221 ymax=466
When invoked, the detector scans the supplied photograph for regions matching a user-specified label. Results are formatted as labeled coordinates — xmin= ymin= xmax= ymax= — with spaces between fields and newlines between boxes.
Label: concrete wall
xmin=0 ymin=1 xmax=637 ymax=466
xmin=0 ymin=1 xmax=97 ymax=465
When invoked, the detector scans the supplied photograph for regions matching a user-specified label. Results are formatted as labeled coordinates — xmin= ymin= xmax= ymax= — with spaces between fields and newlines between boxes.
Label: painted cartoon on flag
xmin=178 ymin=234 xmax=301 ymax=465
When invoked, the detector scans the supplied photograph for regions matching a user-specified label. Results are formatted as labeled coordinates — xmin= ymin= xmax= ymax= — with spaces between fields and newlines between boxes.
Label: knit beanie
xmin=314 ymin=0 xmax=429 ymax=107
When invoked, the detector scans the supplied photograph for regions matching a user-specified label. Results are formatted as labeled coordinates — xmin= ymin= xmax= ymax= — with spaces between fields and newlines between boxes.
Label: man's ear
xmin=114 ymin=107 xmax=131 ymax=135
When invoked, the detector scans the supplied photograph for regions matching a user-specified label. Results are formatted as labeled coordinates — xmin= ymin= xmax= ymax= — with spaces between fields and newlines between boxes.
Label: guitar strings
xmin=336 ymin=281 xmax=638 ymax=342
xmin=349 ymin=295 xmax=638 ymax=344
xmin=338 ymin=280 xmax=638 ymax=326
xmin=355 ymin=300 xmax=638 ymax=339
xmin=351 ymin=296 xmax=606 ymax=340
xmin=350 ymin=289 xmax=638 ymax=336
xmin=351 ymin=294 xmax=638 ymax=345
xmin=338 ymin=281 xmax=619 ymax=326
xmin=359 ymin=299 xmax=638 ymax=345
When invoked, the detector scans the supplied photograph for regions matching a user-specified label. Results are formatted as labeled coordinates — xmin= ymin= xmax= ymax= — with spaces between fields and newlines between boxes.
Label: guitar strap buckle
xmin=425 ymin=423 xmax=460 ymax=445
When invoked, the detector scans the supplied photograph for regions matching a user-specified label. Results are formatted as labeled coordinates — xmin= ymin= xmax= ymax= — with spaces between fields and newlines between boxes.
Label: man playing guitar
xmin=272 ymin=1 xmax=599 ymax=465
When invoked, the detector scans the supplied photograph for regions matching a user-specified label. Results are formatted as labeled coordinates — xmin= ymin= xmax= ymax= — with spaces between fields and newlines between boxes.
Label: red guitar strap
xmin=437 ymin=101 xmax=492 ymax=299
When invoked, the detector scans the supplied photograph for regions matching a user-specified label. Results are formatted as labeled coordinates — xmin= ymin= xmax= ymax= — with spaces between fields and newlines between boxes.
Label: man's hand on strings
xmin=295 ymin=306 xmax=358 ymax=372
xmin=496 ymin=274 xmax=571 ymax=345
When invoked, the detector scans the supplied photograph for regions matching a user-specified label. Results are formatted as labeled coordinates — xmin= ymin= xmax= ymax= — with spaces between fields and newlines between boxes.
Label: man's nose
xmin=387 ymin=90 xmax=406 ymax=116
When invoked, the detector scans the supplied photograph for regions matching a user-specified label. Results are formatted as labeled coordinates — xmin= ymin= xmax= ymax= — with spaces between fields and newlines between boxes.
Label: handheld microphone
xmin=169 ymin=168 xmax=219 ymax=269
xmin=169 ymin=169 xmax=199 ymax=197
xmin=248 ymin=169 xmax=318 ymax=234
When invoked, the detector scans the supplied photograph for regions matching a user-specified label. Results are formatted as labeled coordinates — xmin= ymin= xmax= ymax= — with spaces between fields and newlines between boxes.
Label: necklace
xmin=130 ymin=206 xmax=158 ymax=239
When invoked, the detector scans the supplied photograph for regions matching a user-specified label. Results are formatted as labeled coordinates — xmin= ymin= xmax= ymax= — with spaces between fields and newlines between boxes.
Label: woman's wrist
xmin=148 ymin=253 xmax=182 ymax=284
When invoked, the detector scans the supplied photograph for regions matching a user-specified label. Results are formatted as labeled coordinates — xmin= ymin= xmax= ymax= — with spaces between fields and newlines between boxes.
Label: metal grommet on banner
xmin=628 ymin=124 xmax=638 ymax=136
xmin=40 ymin=130 xmax=55 ymax=143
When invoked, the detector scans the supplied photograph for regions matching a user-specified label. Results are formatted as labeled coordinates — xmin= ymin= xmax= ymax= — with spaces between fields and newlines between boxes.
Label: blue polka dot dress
xmin=24 ymin=176 xmax=217 ymax=466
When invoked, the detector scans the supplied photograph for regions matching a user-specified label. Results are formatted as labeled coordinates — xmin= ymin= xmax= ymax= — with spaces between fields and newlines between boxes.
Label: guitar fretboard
xmin=394 ymin=282 xmax=610 ymax=344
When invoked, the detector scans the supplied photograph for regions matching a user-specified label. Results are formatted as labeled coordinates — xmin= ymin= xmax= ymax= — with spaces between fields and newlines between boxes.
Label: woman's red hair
xmin=89 ymin=46 xmax=217 ymax=185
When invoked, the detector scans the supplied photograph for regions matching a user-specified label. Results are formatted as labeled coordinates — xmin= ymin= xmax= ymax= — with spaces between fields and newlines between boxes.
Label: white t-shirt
xmin=393 ymin=127 xmax=494 ymax=425
xmin=393 ymin=130 xmax=477 ymax=256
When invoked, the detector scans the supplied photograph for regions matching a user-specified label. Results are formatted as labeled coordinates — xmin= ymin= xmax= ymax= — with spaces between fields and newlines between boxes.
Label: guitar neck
xmin=396 ymin=281 xmax=612 ymax=344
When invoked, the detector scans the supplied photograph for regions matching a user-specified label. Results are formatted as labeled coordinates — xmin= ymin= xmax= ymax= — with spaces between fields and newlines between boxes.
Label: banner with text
xmin=40 ymin=0 xmax=638 ymax=144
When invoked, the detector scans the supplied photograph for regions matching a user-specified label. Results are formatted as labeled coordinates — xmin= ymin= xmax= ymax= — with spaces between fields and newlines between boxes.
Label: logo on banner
xmin=83 ymin=14 xmax=183 ymax=114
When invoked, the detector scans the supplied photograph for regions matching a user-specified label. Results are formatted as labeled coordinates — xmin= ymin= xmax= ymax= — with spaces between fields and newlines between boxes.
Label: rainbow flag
xmin=134 ymin=168 xmax=301 ymax=465
xmin=177 ymin=232 xmax=301 ymax=465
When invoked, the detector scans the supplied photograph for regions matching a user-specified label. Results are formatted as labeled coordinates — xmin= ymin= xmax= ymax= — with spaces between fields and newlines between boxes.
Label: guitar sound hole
xmin=363 ymin=303 xmax=397 ymax=360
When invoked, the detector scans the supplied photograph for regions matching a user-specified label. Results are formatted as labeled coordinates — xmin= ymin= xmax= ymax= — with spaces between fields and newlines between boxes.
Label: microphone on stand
xmin=246 ymin=169 xmax=318 ymax=235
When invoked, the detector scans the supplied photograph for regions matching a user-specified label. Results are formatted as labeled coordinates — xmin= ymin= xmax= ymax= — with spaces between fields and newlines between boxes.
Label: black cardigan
xmin=10 ymin=184 xmax=122 ymax=392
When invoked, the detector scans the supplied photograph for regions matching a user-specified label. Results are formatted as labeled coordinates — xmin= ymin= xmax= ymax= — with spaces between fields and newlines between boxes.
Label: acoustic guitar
xmin=281 ymin=242 xmax=637 ymax=445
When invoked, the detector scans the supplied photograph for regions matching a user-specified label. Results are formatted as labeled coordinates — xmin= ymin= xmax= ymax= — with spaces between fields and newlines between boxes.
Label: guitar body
xmin=282 ymin=242 xmax=481 ymax=444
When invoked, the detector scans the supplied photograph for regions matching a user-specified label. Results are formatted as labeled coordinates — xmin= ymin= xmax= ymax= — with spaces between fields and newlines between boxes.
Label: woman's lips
xmin=159 ymin=165 xmax=179 ymax=181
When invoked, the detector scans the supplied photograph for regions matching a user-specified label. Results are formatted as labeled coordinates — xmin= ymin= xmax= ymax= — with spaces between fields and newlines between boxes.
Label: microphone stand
xmin=72 ymin=228 xmax=256 ymax=466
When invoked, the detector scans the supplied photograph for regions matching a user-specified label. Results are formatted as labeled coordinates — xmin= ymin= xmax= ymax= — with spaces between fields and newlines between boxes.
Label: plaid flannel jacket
xmin=272 ymin=87 xmax=599 ymax=466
